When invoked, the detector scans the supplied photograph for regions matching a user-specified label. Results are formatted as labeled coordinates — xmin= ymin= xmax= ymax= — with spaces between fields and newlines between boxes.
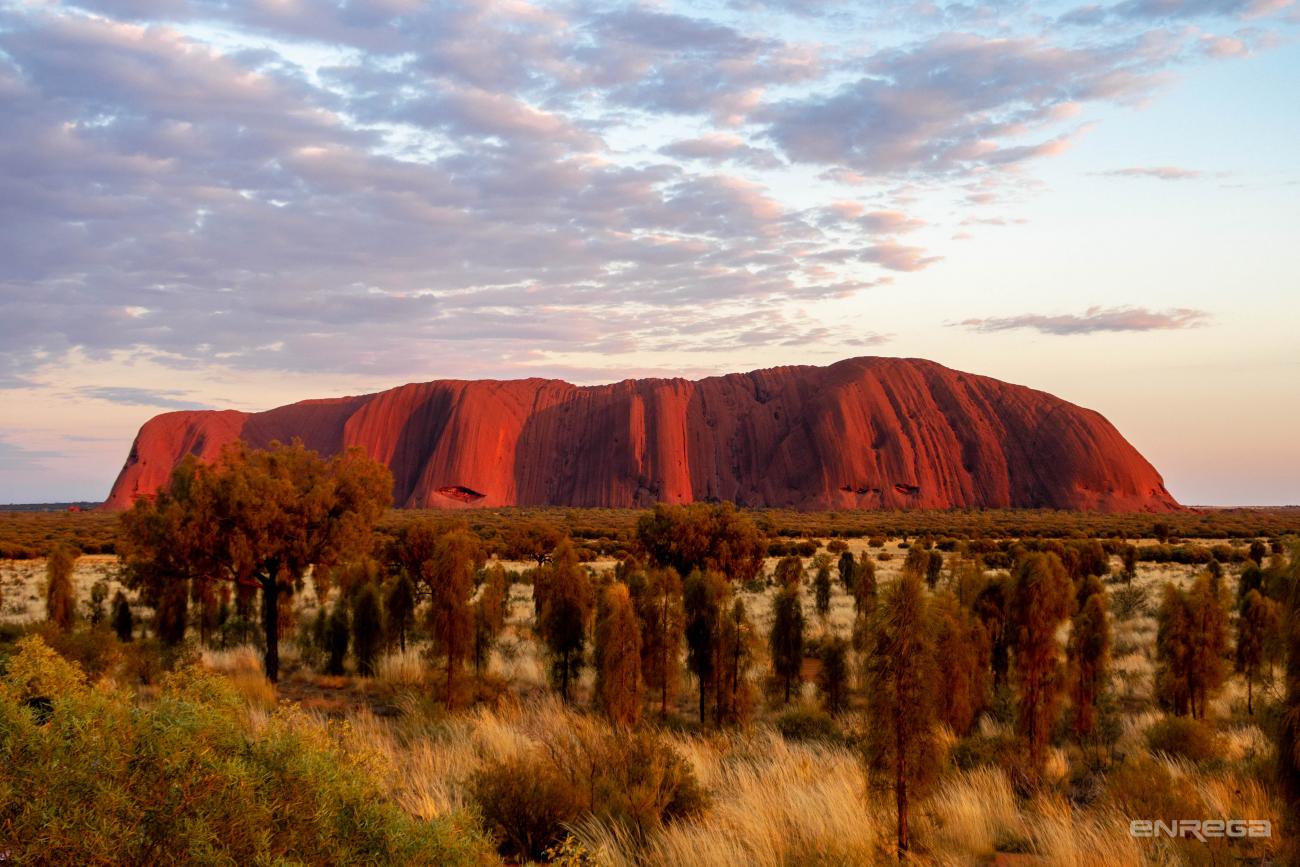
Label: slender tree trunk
xmin=661 ymin=665 xmax=668 ymax=717
xmin=198 ymin=583 xmax=208 ymax=648
xmin=730 ymin=643 xmax=740 ymax=722
xmin=562 ymin=649 xmax=570 ymax=702
xmin=698 ymin=674 xmax=706 ymax=724
xmin=446 ymin=638 xmax=456 ymax=709
xmin=717 ymin=662 xmax=727 ymax=725
xmin=660 ymin=596 xmax=669 ymax=717
xmin=1248 ymin=675 xmax=1254 ymax=716
xmin=262 ymin=577 xmax=280 ymax=683
xmin=1026 ymin=676 xmax=1039 ymax=773
xmin=895 ymin=695 xmax=909 ymax=858
xmin=1075 ymin=665 xmax=1087 ymax=741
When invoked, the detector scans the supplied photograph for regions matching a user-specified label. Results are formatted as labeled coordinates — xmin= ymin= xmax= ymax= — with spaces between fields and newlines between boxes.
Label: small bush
xmin=468 ymin=723 xmax=705 ymax=861
xmin=1104 ymin=753 xmax=1202 ymax=822
xmin=950 ymin=732 xmax=1024 ymax=773
xmin=775 ymin=704 xmax=840 ymax=742
xmin=469 ymin=754 xmax=586 ymax=861
xmin=1145 ymin=716 xmax=1224 ymax=763
xmin=31 ymin=622 xmax=124 ymax=681
xmin=1110 ymin=584 xmax=1150 ymax=621
xmin=119 ymin=636 xmax=168 ymax=685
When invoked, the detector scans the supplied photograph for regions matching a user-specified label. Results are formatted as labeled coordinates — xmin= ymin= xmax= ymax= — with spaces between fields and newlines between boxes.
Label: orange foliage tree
xmin=539 ymin=539 xmax=595 ymax=702
xmin=596 ymin=582 xmax=644 ymax=727
xmin=1067 ymin=577 xmax=1110 ymax=743
xmin=636 ymin=502 xmax=765 ymax=583
xmin=635 ymin=566 xmax=685 ymax=718
xmin=121 ymin=440 xmax=391 ymax=682
xmin=1009 ymin=552 xmax=1073 ymax=775
xmin=864 ymin=573 xmax=938 ymax=859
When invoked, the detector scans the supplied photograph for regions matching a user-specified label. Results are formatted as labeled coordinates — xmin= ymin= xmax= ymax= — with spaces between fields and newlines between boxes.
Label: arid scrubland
xmin=2 ymin=533 xmax=1292 ymax=865
xmin=3 ymin=446 xmax=1298 ymax=865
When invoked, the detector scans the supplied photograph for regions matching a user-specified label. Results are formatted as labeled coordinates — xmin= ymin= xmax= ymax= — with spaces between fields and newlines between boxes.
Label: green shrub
xmin=0 ymin=636 xmax=496 ymax=866
xmin=775 ymin=704 xmax=840 ymax=742
xmin=950 ymin=731 xmax=1023 ymax=773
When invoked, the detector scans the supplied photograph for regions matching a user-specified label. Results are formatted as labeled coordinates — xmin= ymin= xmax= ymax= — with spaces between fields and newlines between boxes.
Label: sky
xmin=0 ymin=0 xmax=1297 ymax=506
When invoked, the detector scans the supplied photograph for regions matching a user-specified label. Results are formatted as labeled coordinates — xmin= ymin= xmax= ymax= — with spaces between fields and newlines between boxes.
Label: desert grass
xmin=327 ymin=694 xmax=1276 ymax=867
xmin=375 ymin=646 xmax=428 ymax=688
xmin=200 ymin=645 xmax=278 ymax=710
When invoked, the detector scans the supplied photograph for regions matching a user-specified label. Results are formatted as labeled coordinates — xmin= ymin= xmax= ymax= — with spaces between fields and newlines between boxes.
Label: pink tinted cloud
xmin=1101 ymin=165 xmax=1206 ymax=180
xmin=958 ymin=305 xmax=1211 ymax=335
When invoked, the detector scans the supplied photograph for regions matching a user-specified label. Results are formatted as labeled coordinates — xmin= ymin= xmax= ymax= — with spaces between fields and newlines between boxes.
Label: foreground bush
xmin=0 ymin=636 xmax=497 ymax=866
xmin=469 ymin=717 xmax=706 ymax=861
xmin=1144 ymin=715 xmax=1225 ymax=763
xmin=774 ymin=704 xmax=841 ymax=742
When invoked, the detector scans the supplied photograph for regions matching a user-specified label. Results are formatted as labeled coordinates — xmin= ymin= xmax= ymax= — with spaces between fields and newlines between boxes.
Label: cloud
xmin=957 ymin=306 xmax=1212 ymax=335
xmin=760 ymin=32 xmax=1178 ymax=178
xmin=0 ymin=6 xmax=864 ymax=379
xmin=1061 ymin=0 xmax=1293 ymax=22
xmin=1113 ymin=0 xmax=1293 ymax=20
xmin=0 ymin=436 xmax=62 ymax=471
xmin=813 ymin=203 xmax=926 ymax=233
xmin=858 ymin=241 xmax=941 ymax=272
xmin=0 ymin=0 xmax=1275 ymax=387
xmin=580 ymin=7 xmax=821 ymax=123
xmin=660 ymin=133 xmax=783 ymax=168
xmin=76 ymin=386 xmax=214 ymax=410
xmin=1100 ymin=165 xmax=1205 ymax=180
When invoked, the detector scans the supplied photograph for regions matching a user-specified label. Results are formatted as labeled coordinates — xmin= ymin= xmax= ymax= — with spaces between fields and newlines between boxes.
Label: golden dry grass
xmin=324 ymin=691 xmax=1285 ymax=867
xmin=201 ymin=646 xmax=278 ymax=710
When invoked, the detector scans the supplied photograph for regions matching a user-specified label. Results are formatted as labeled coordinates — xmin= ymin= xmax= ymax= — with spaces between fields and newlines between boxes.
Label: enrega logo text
xmin=1129 ymin=820 xmax=1271 ymax=842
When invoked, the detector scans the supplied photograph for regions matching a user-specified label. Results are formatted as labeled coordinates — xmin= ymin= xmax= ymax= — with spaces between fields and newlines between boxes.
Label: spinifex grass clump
xmin=0 ymin=636 xmax=496 ymax=866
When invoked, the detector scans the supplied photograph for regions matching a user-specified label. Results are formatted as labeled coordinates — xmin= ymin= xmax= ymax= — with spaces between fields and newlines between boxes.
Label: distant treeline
xmin=2 ymin=504 xmax=1298 ymax=561
xmin=0 ymin=502 xmax=100 ymax=512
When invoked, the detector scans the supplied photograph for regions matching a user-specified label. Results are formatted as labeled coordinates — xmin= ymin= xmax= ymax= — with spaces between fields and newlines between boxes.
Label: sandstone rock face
xmin=104 ymin=357 xmax=1181 ymax=512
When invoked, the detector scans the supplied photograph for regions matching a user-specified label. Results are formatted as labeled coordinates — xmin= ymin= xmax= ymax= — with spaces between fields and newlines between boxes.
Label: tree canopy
xmin=636 ymin=502 xmax=765 ymax=583
xmin=120 ymin=440 xmax=392 ymax=681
